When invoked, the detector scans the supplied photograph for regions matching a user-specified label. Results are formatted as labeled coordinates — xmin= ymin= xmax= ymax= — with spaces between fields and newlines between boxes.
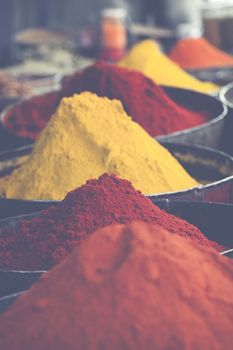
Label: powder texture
xmin=0 ymin=222 xmax=232 ymax=350
xmin=119 ymin=40 xmax=218 ymax=93
xmin=0 ymin=92 xmax=198 ymax=200
xmin=169 ymin=37 xmax=233 ymax=70
xmin=4 ymin=62 xmax=209 ymax=140
xmin=0 ymin=174 xmax=221 ymax=271
xmin=3 ymin=91 xmax=61 ymax=139
xmin=62 ymin=62 xmax=209 ymax=136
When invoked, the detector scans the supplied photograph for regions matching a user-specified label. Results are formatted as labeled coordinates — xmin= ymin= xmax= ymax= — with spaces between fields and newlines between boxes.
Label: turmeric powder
xmin=0 ymin=92 xmax=198 ymax=200
xmin=119 ymin=40 xmax=218 ymax=93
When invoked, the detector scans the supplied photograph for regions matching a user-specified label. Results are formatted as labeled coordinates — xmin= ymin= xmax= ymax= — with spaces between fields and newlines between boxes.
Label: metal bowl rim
xmin=220 ymin=82 xmax=233 ymax=109
xmin=0 ymin=199 xmax=232 ymax=273
xmin=0 ymin=85 xmax=228 ymax=140
xmin=0 ymin=141 xmax=233 ymax=203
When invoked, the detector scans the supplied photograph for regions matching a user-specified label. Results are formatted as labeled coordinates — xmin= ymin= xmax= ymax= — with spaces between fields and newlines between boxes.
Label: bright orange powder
xmin=169 ymin=37 xmax=233 ymax=70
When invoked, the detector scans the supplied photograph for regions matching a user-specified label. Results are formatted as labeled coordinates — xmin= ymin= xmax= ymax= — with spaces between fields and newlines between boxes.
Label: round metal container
xmin=153 ymin=199 xmax=233 ymax=248
xmin=187 ymin=67 xmax=233 ymax=86
xmin=157 ymin=86 xmax=227 ymax=149
xmin=0 ymin=86 xmax=228 ymax=151
xmin=149 ymin=142 xmax=233 ymax=203
xmin=219 ymin=82 xmax=233 ymax=156
xmin=220 ymin=82 xmax=233 ymax=109
xmin=0 ymin=292 xmax=24 ymax=314
xmin=0 ymin=200 xmax=232 ymax=302
xmin=0 ymin=142 xmax=233 ymax=221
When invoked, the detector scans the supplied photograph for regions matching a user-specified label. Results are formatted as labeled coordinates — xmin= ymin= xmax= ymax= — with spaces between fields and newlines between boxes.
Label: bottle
xmin=100 ymin=8 xmax=127 ymax=61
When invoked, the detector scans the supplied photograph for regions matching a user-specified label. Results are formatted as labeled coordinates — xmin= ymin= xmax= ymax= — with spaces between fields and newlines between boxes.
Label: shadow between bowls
xmin=0 ymin=85 xmax=228 ymax=152
xmin=0 ymin=199 xmax=232 ymax=312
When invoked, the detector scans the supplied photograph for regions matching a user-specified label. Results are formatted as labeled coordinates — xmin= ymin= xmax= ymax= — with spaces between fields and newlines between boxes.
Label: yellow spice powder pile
xmin=119 ymin=40 xmax=218 ymax=93
xmin=0 ymin=92 xmax=198 ymax=200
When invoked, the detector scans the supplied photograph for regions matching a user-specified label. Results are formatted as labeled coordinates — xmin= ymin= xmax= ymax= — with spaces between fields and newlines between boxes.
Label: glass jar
xmin=100 ymin=8 xmax=127 ymax=61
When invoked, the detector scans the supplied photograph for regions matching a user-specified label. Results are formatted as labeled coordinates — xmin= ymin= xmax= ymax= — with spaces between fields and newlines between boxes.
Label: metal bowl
xmin=0 ymin=199 xmax=232 ymax=301
xmin=187 ymin=67 xmax=233 ymax=86
xmin=157 ymin=86 xmax=227 ymax=149
xmin=0 ymin=86 xmax=228 ymax=151
xmin=0 ymin=142 xmax=233 ymax=221
xmin=0 ymin=292 xmax=24 ymax=314
xmin=149 ymin=142 xmax=233 ymax=203
xmin=220 ymin=82 xmax=233 ymax=109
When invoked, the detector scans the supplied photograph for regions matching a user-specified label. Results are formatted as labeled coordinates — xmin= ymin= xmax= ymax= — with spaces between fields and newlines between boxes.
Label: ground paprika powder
xmin=169 ymin=37 xmax=233 ymax=70
xmin=0 ymin=174 xmax=223 ymax=271
xmin=0 ymin=222 xmax=232 ymax=350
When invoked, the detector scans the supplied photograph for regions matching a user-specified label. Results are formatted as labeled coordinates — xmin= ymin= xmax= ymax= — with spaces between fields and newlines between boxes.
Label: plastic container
xmin=0 ymin=86 xmax=228 ymax=152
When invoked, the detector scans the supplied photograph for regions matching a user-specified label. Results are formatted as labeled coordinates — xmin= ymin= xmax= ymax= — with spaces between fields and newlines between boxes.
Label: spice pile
xmin=62 ymin=62 xmax=209 ymax=136
xmin=3 ymin=91 xmax=61 ymax=139
xmin=0 ymin=92 xmax=198 ymax=200
xmin=4 ymin=62 xmax=211 ymax=140
xmin=0 ymin=174 xmax=222 ymax=271
xmin=119 ymin=40 xmax=218 ymax=93
xmin=0 ymin=222 xmax=232 ymax=350
xmin=169 ymin=37 xmax=233 ymax=70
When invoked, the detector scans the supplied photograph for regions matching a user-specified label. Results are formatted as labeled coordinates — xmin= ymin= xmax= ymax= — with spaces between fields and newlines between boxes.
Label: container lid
xmin=101 ymin=8 xmax=127 ymax=20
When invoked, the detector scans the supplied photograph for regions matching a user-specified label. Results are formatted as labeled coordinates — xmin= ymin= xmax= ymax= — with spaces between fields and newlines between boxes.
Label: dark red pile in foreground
xmin=0 ymin=174 xmax=222 ymax=271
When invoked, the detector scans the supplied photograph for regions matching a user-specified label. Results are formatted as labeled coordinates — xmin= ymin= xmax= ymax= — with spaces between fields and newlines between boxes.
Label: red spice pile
xmin=0 ymin=222 xmax=232 ymax=350
xmin=169 ymin=37 xmax=233 ymax=70
xmin=4 ymin=62 xmax=209 ymax=139
xmin=0 ymin=174 xmax=222 ymax=271
xmin=3 ymin=91 xmax=61 ymax=139
xmin=62 ymin=62 xmax=208 ymax=136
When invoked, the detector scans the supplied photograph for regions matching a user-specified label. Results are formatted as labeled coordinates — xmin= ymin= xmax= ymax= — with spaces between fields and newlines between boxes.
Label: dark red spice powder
xmin=0 ymin=174 xmax=222 ymax=271
xmin=3 ymin=91 xmax=61 ymax=139
xmin=4 ymin=63 xmax=209 ymax=139
xmin=62 ymin=62 xmax=209 ymax=136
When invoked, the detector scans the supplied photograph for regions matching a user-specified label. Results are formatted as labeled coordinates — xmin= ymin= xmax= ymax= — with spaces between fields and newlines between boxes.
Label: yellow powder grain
xmin=119 ymin=40 xmax=218 ymax=93
xmin=0 ymin=92 xmax=198 ymax=200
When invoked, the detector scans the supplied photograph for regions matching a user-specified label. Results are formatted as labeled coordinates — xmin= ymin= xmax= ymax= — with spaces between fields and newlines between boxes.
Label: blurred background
xmin=1 ymin=0 xmax=233 ymax=65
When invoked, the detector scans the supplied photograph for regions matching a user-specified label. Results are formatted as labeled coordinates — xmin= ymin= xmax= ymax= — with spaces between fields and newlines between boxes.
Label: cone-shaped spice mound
xmin=0 ymin=222 xmax=232 ymax=350
xmin=169 ymin=37 xmax=233 ymax=70
xmin=62 ymin=62 xmax=208 ymax=136
xmin=0 ymin=92 xmax=198 ymax=200
xmin=119 ymin=40 xmax=218 ymax=93
xmin=0 ymin=174 xmax=222 ymax=271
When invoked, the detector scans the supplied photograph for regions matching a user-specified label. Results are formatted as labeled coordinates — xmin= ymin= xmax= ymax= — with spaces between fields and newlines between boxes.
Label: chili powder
xmin=4 ymin=63 xmax=209 ymax=139
xmin=0 ymin=174 xmax=223 ymax=271
xmin=0 ymin=222 xmax=232 ymax=350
